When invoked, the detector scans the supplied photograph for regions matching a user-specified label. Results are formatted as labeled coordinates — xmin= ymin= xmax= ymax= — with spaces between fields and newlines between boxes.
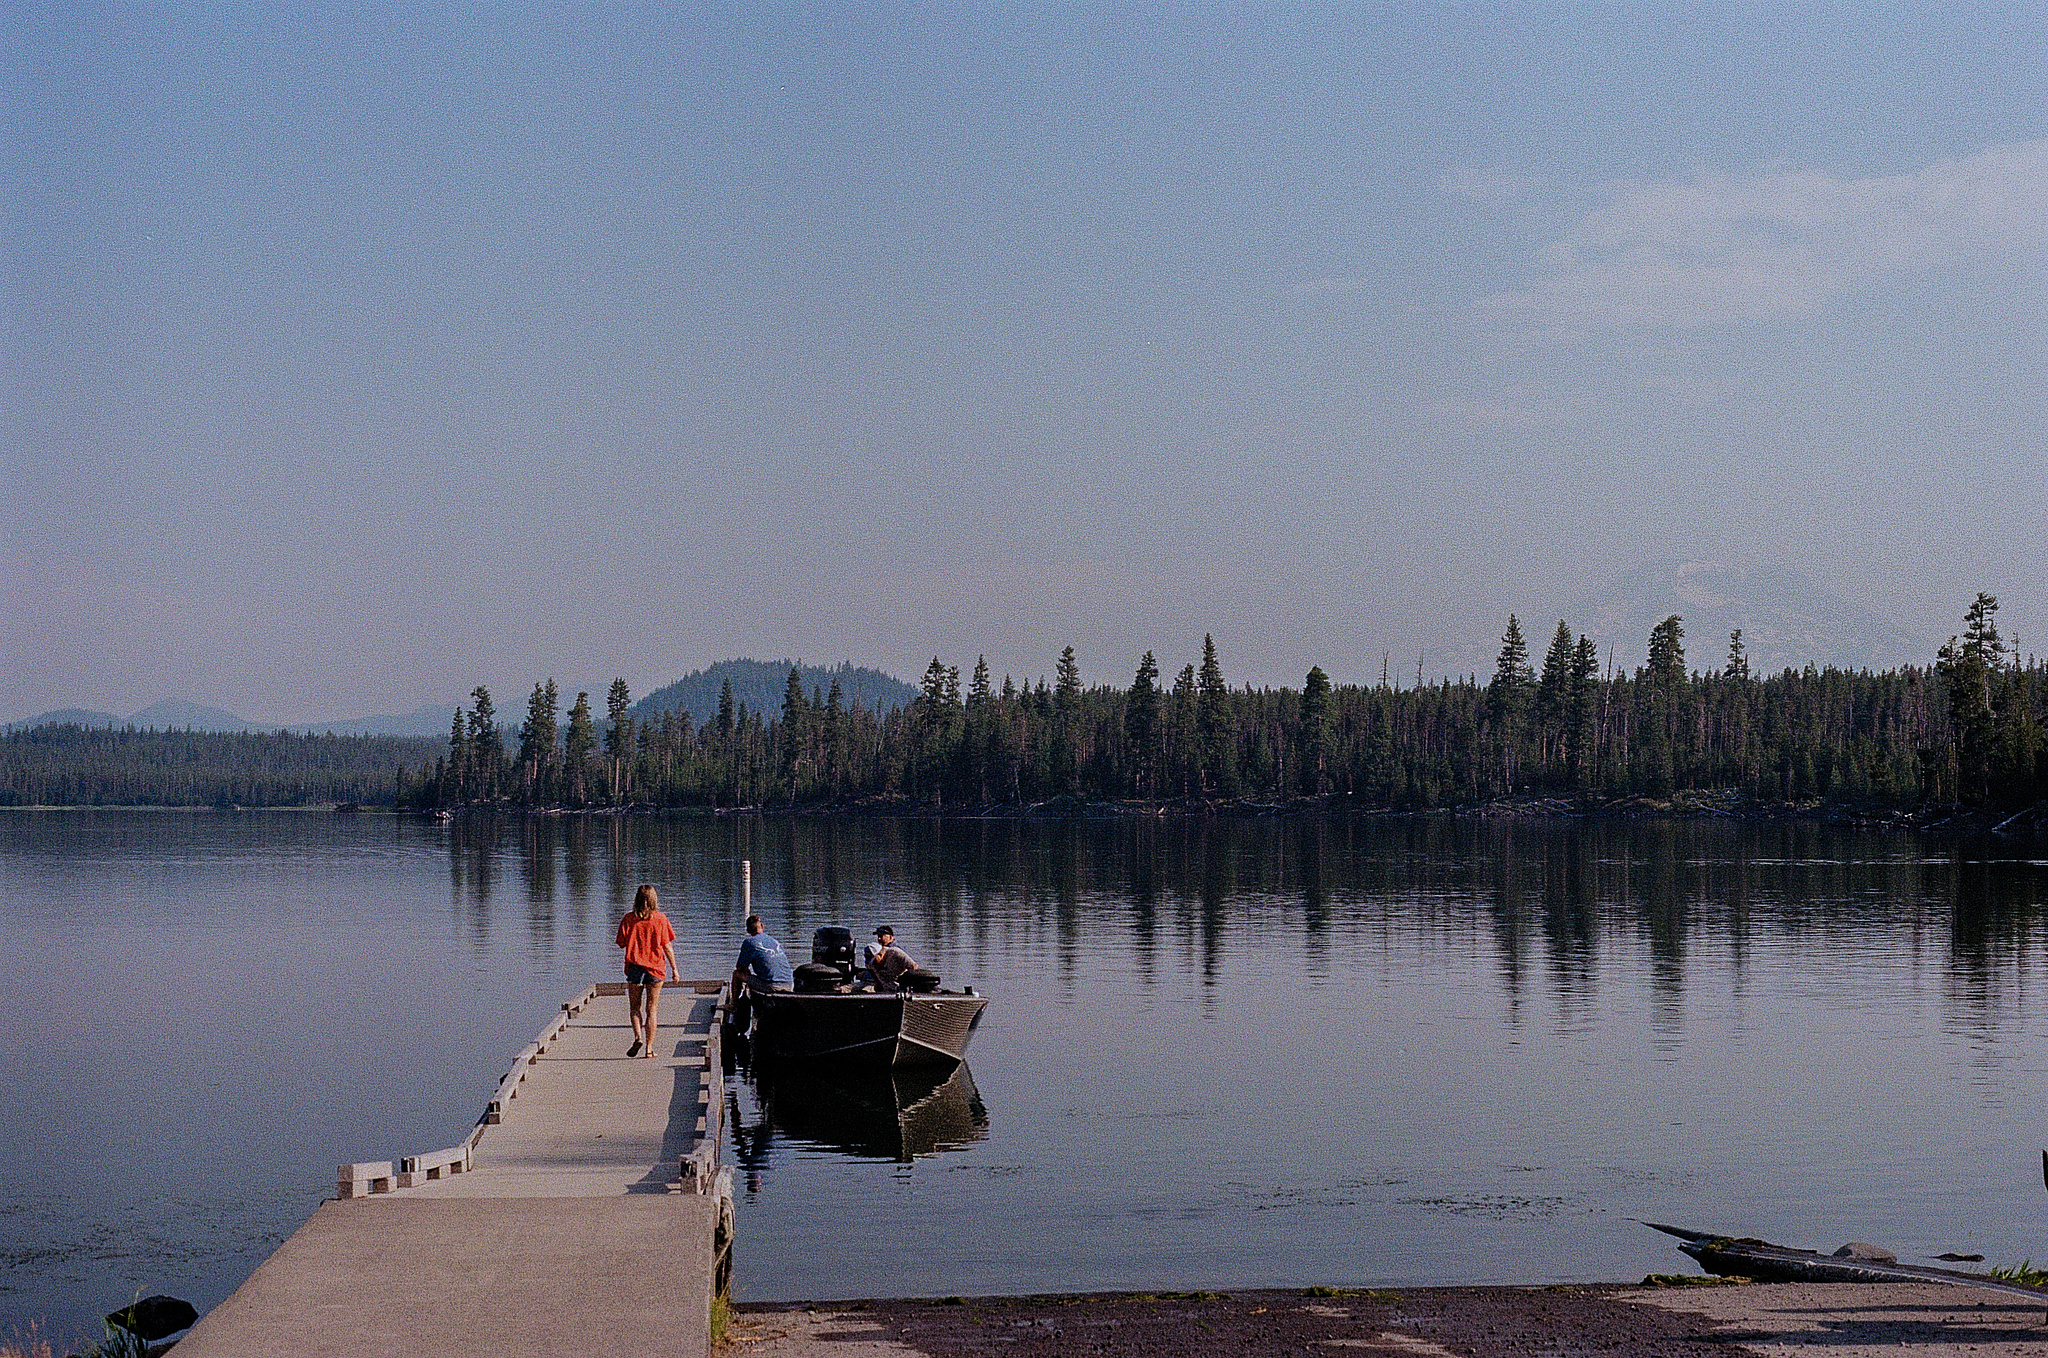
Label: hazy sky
xmin=6 ymin=5 xmax=2044 ymax=722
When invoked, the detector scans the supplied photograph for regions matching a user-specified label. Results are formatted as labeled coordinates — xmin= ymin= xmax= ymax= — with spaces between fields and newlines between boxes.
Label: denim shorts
xmin=625 ymin=964 xmax=663 ymax=987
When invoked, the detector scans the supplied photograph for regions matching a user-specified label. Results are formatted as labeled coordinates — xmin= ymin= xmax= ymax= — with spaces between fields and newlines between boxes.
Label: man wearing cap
xmin=859 ymin=925 xmax=917 ymax=993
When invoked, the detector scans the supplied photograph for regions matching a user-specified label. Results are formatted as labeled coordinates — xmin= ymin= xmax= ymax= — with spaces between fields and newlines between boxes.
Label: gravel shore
xmin=729 ymin=1281 xmax=2048 ymax=1357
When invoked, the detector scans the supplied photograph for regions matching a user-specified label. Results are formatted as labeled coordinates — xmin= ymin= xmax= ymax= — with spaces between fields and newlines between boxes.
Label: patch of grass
xmin=67 ymin=1324 xmax=147 ymax=1358
xmin=1 ymin=1322 xmax=56 ymax=1358
xmin=1989 ymin=1260 xmax=2048 ymax=1287
xmin=1640 ymin=1273 xmax=1750 ymax=1288
xmin=1302 ymin=1286 xmax=1398 ymax=1301
xmin=710 ymin=1295 xmax=730 ymax=1346
xmin=1129 ymin=1291 xmax=1227 ymax=1301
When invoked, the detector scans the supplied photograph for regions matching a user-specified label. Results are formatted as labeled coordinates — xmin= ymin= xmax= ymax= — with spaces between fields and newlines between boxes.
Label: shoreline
xmin=730 ymin=1280 xmax=2048 ymax=1356
xmin=10 ymin=795 xmax=2042 ymax=841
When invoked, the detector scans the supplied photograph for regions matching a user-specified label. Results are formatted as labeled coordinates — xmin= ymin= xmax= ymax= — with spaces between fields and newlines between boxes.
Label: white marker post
xmin=741 ymin=858 xmax=751 ymax=915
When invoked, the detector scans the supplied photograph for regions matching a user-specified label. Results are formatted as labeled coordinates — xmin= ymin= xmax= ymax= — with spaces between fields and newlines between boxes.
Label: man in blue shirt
xmin=732 ymin=914 xmax=793 ymax=996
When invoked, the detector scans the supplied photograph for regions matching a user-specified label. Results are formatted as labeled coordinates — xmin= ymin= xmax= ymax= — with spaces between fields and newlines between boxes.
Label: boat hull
xmin=747 ymin=990 xmax=986 ymax=1069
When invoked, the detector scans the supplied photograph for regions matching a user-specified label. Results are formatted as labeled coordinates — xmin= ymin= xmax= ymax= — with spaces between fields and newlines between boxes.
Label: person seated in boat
xmin=857 ymin=925 xmax=918 ymax=992
xmin=732 ymin=915 xmax=794 ymax=1000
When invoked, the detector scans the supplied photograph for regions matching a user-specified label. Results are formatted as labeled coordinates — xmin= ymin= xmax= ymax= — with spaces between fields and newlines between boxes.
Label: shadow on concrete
xmin=632 ymin=998 xmax=717 ymax=1193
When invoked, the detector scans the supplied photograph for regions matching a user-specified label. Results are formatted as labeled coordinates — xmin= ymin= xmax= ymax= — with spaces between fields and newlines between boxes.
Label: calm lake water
xmin=3 ymin=809 xmax=2047 ymax=1343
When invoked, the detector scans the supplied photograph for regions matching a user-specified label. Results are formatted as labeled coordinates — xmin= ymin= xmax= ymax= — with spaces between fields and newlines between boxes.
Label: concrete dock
xmin=175 ymin=982 xmax=732 ymax=1358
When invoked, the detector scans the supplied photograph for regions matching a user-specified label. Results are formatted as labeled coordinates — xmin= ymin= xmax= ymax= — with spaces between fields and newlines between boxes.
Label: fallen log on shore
xmin=1644 ymin=1221 xmax=2048 ymax=1305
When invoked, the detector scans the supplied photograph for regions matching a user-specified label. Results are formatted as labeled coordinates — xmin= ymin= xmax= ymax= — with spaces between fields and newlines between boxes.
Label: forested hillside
xmin=416 ymin=595 xmax=2044 ymax=818
xmin=633 ymin=659 xmax=915 ymax=726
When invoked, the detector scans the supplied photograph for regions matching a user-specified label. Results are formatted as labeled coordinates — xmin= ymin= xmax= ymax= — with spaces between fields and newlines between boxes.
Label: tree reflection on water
xmin=433 ymin=811 xmax=2034 ymax=1024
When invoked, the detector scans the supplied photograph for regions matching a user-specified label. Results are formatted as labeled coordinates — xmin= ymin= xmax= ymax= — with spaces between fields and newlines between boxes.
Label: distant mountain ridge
xmin=3 ymin=700 xmax=461 ymax=737
xmin=131 ymin=699 xmax=264 ymax=732
xmin=299 ymin=703 xmax=461 ymax=738
xmin=1421 ymin=562 xmax=1939 ymax=682
xmin=632 ymin=659 xmax=917 ymax=727
xmin=5 ymin=707 xmax=125 ymax=731
xmin=1559 ymin=562 xmax=1934 ymax=676
xmin=5 ymin=664 xmax=919 ymax=738
xmin=2 ymin=702 xmax=263 ymax=734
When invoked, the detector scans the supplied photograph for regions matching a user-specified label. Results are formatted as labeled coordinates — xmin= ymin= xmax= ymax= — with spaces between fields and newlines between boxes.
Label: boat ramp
xmin=175 ymin=982 xmax=733 ymax=1358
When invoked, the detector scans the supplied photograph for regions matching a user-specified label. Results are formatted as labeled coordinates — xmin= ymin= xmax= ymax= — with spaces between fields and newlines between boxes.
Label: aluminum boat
xmin=735 ymin=926 xmax=986 ymax=1069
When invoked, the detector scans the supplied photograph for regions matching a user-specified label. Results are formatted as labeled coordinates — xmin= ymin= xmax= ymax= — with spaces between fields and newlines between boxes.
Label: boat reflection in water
xmin=730 ymin=1058 xmax=990 ymax=1170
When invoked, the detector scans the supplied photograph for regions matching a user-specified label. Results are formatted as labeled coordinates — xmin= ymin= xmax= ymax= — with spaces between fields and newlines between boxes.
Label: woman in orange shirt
xmin=615 ymin=884 xmax=679 ymax=1059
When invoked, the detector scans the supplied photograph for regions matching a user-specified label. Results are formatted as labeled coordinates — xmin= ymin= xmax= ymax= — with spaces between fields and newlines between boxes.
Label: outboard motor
xmin=810 ymin=926 xmax=855 ymax=978
xmin=795 ymin=926 xmax=856 ymax=993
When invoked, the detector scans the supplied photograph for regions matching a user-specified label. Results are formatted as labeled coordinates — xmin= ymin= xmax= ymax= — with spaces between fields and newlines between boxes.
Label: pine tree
xmin=1648 ymin=615 xmax=1686 ymax=686
xmin=1364 ymin=688 xmax=1398 ymax=803
xmin=1197 ymin=635 xmax=1234 ymax=795
xmin=1645 ymin=615 xmax=1685 ymax=794
xmin=1054 ymin=648 xmax=1081 ymax=703
xmin=1721 ymin=631 xmax=1753 ymax=788
xmin=519 ymin=680 xmax=559 ymax=803
xmin=563 ymin=692 xmax=596 ymax=805
xmin=447 ymin=706 xmax=469 ymax=802
xmin=604 ymin=680 xmax=633 ymax=804
xmin=781 ymin=666 xmax=810 ymax=724
xmin=777 ymin=667 xmax=811 ymax=804
xmin=918 ymin=658 xmax=948 ymax=709
xmin=1125 ymin=651 xmax=1162 ymax=799
xmin=713 ymin=680 xmax=738 ymax=806
xmin=1565 ymin=634 xmax=1600 ymax=794
xmin=822 ymin=679 xmax=847 ymax=798
xmin=467 ymin=687 xmax=500 ymax=801
xmin=1938 ymin=592 xmax=2003 ymax=804
xmin=1170 ymin=663 xmax=1198 ymax=796
xmin=1488 ymin=615 xmax=1535 ymax=792
xmin=911 ymin=658 xmax=962 ymax=806
xmin=964 ymin=658 xmax=994 ymax=802
xmin=1052 ymin=646 xmax=1083 ymax=794
xmin=1535 ymin=620 xmax=1575 ymax=779
xmin=1299 ymin=665 xmax=1332 ymax=796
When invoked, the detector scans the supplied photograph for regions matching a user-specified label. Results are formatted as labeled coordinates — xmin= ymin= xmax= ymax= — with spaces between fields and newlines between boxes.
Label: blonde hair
xmin=632 ymin=884 xmax=658 ymax=918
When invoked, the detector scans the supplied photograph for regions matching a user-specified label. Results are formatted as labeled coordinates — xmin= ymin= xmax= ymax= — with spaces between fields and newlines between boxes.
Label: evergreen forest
xmin=4 ymin=595 xmax=2042 ymax=819
xmin=0 ymin=726 xmax=439 ymax=808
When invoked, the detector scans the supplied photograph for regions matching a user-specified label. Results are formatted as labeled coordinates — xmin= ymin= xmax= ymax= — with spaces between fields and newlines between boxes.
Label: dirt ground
xmin=728 ymin=1281 xmax=2048 ymax=1357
